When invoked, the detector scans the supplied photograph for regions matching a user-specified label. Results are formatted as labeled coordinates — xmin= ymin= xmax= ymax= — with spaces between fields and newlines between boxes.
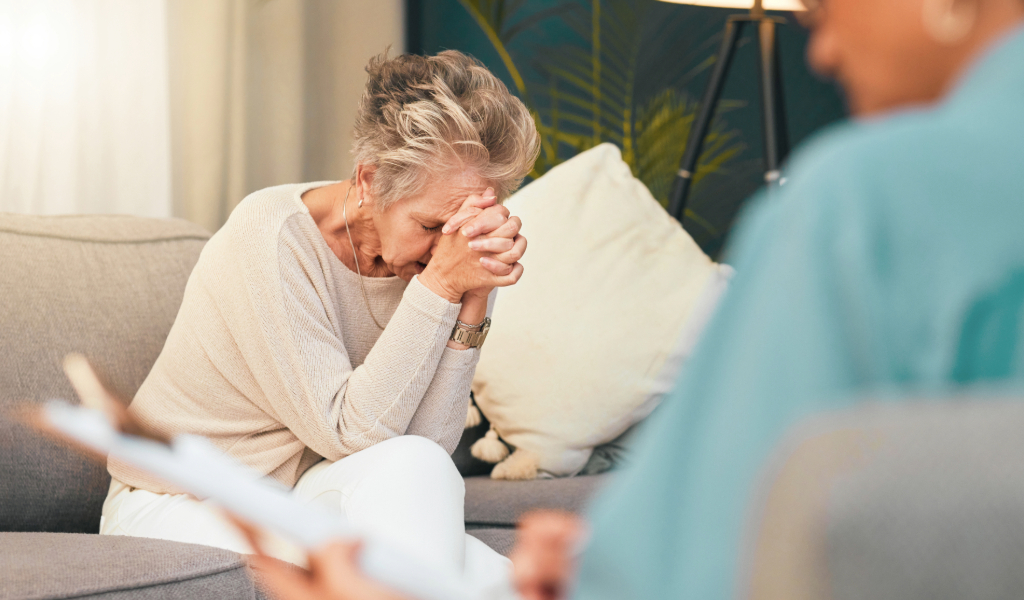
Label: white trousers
xmin=100 ymin=435 xmax=511 ymax=590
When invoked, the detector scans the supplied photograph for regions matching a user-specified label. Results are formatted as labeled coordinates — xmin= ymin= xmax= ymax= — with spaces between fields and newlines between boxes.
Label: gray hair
xmin=352 ymin=50 xmax=540 ymax=210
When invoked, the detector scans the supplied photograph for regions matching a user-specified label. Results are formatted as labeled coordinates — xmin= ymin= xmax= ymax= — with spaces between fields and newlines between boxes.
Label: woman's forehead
xmin=411 ymin=171 xmax=493 ymax=217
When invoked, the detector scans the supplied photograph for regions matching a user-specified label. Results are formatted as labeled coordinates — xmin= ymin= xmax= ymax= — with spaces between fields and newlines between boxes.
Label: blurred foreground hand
xmin=234 ymin=510 xmax=587 ymax=600
xmin=233 ymin=518 xmax=410 ymax=600
xmin=511 ymin=511 xmax=587 ymax=600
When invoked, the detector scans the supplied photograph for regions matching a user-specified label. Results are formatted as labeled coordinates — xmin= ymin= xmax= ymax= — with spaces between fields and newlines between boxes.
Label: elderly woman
xmin=99 ymin=50 xmax=539 ymax=585
xmin=242 ymin=0 xmax=1024 ymax=599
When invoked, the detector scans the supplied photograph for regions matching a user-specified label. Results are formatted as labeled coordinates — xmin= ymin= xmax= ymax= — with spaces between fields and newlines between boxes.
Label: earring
xmin=922 ymin=0 xmax=977 ymax=45
xmin=358 ymin=198 xmax=363 ymax=208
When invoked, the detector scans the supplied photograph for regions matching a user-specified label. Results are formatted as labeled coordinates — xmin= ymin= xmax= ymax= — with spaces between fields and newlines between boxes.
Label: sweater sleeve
xmin=405 ymin=290 xmax=497 ymax=453
xmin=403 ymin=348 xmax=478 ymax=453
xmin=233 ymin=213 xmax=461 ymax=461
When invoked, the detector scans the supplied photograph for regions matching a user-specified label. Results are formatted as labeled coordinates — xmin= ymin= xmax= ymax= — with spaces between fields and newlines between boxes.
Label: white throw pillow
xmin=470 ymin=143 xmax=731 ymax=479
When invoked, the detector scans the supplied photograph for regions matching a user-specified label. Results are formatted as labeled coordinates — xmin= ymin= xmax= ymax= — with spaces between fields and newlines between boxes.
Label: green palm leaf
xmin=636 ymin=89 xmax=745 ymax=229
xmin=456 ymin=0 xmax=746 ymax=219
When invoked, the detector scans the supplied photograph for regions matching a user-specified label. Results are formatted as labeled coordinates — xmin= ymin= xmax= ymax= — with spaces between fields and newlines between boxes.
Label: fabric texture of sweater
xmin=109 ymin=182 xmax=483 ymax=493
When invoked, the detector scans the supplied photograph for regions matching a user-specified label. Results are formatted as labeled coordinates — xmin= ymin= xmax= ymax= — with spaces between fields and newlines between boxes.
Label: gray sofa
xmin=0 ymin=213 xmax=608 ymax=600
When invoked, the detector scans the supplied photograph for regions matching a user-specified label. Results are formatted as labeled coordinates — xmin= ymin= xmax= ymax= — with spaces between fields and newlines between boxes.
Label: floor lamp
xmin=659 ymin=0 xmax=806 ymax=224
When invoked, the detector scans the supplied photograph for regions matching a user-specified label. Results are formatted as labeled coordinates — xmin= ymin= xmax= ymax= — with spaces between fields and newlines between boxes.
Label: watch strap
xmin=450 ymin=318 xmax=491 ymax=349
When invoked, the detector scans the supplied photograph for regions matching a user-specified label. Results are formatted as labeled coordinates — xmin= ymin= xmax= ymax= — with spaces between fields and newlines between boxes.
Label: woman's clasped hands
xmin=417 ymin=187 xmax=526 ymax=304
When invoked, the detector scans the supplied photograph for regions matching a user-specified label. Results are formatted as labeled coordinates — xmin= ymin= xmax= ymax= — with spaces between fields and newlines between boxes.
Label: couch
xmin=0 ymin=213 xmax=608 ymax=600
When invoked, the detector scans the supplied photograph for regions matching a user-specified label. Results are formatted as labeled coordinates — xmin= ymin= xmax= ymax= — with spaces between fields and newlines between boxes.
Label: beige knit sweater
xmin=109 ymin=182 xmax=485 ymax=493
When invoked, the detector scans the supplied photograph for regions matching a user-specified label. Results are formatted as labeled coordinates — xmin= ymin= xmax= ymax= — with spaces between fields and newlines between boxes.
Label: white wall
xmin=0 ymin=0 xmax=172 ymax=217
xmin=0 ymin=0 xmax=405 ymax=227
xmin=167 ymin=0 xmax=405 ymax=232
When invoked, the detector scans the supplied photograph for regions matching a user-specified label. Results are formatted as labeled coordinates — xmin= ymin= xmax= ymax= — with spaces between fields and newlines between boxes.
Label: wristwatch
xmin=450 ymin=318 xmax=491 ymax=349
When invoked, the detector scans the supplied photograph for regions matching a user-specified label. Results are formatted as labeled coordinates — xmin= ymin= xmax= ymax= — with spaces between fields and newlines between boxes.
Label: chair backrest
xmin=0 ymin=213 xmax=209 ymax=533
xmin=740 ymin=398 xmax=1024 ymax=600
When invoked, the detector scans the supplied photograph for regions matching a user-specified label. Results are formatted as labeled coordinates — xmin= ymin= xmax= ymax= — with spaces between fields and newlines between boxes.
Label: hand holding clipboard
xmin=25 ymin=355 xmax=508 ymax=600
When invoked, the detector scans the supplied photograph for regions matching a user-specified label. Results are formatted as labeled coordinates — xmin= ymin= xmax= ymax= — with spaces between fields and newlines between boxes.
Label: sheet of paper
xmin=42 ymin=399 xmax=489 ymax=600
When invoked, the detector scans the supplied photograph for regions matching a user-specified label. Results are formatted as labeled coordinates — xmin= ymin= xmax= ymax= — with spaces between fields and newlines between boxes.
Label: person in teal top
xmin=568 ymin=2 xmax=1024 ymax=600
xmin=230 ymin=1 xmax=1024 ymax=600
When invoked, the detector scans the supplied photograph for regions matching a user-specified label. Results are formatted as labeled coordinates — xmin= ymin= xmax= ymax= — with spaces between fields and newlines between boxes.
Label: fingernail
xmin=442 ymin=225 xmax=450 ymax=234
xmin=462 ymin=227 xmax=474 ymax=237
xmin=484 ymin=188 xmax=496 ymax=199
xmin=468 ymin=240 xmax=482 ymax=250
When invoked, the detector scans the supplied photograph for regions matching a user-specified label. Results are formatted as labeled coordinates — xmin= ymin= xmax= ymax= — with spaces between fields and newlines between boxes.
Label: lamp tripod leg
xmin=668 ymin=18 xmax=744 ymax=224
xmin=772 ymin=25 xmax=789 ymax=161
xmin=757 ymin=18 xmax=789 ymax=186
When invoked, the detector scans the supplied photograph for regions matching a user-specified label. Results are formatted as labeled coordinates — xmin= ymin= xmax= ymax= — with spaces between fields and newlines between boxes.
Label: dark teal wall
xmin=407 ymin=0 xmax=847 ymax=256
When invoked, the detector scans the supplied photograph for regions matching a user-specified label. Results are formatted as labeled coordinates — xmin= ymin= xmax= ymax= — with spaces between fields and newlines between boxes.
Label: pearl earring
xmin=923 ymin=0 xmax=977 ymax=45
xmin=358 ymin=198 xmax=363 ymax=208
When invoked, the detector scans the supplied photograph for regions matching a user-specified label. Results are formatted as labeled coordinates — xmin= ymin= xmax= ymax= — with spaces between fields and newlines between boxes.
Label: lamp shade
xmin=657 ymin=0 xmax=806 ymax=10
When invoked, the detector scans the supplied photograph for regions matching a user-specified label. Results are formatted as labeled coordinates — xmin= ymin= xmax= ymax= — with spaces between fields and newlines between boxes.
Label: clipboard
xmin=27 ymin=354 xmax=488 ymax=600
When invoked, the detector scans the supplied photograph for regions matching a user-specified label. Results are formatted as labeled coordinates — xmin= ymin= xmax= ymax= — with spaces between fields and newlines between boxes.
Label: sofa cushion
xmin=471 ymin=144 xmax=726 ymax=478
xmin=0 ymin=532 xmax=254 ymax=599
xmin=467 ymin=528 xmax=517 ymax=557
xmin=464 ymin=474 xmax=610 ymax=527
xmin=0 ymin=214 xmax=209 ymax=533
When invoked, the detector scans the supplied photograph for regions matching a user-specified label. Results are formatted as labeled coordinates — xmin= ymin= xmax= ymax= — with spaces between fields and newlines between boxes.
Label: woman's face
xmin=360 ymin=168 xmax=494 ymax=282
xmin=804 ymin=0 xmax=968 ymax=116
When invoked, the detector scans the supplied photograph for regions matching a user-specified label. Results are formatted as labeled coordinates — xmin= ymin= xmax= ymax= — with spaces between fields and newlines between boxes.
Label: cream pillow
xmin=470 ymin=143 xmax=731 ymax=479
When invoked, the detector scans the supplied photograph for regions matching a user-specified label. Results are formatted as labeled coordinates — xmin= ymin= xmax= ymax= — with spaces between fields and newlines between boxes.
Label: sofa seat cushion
xmin=464 ymin=474 xmax=610 ymax=528
xmin=467 ymin=528 xmax=516 ymax=557
xmin=0 ymin=533 xmax=255 ymax=600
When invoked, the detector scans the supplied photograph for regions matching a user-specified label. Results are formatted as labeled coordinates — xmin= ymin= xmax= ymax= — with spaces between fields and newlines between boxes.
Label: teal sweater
xmin=575 ymin=25 xmax=1024 ymax=600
